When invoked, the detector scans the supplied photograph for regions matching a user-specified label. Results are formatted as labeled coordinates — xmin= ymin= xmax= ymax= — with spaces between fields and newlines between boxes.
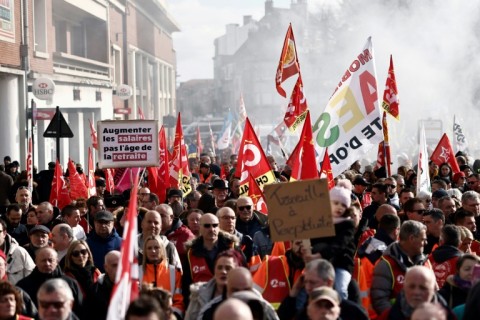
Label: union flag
xmin=275 ymin=24 xmax=300 ymax=98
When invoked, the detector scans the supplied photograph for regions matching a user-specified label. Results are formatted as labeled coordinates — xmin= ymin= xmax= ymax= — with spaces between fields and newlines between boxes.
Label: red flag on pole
xmin=87 ymin=148 xmax=97 ymax=197
xmin=49 ymin=160 xmax=71 ymax=209
xmin=106 ymin=173 xmax=138 ymax=320
xmin=284 ymin=74 xmax=308 ymax=132
xmin=138 ymin=105 xmax=145 ymax=120
xmin=374 ymin=112 xmax=391 ymax=176
xmin=275 ymin=24 xmax=300 ymax=98
xmin=382 ymin=55 xmax=400 ymax=120
xmin=169 ymin=113 xmax=192 ymax=196
xmin=157 ymin=126 xmax=170 ymax=203
xmin=104 ymin=168 xmax=115 ymax=194
xmin=247 ymin=173 xmax=268 ymax=214
xmin=88 ymin=119 xmax=98 ymax=150
xmin=430 ymin=133 xmax=461 ymax=174
xmin=68 ymin=159 xmax=88 ymax=200
xmin=26 ymin=138 xmax=33 ymax=193
xmin=286 ymin=111 xmax=318 ymax=181
xmin=196 ymin=125 xmax=202 ymax=156
xmin=320 ymin=149 xmax=335 ymax=190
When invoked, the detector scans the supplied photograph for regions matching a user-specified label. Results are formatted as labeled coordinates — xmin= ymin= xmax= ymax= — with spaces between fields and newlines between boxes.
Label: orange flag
xmin=169 ymin=113 xmax=192 ymax=196
xmin=87 ymin=148 xmax=97 ymax=197
xmin=275 ymin=24 xmax=300 ymax=98
xmin=235 ymin=118 xmax=276 ymax=196
xmin=382 ymin=55 xmax=400 ymax=120
xmin=284 ymin=74 xmax=308 ymax=132
xmin=247 ymin=173 xmax=268 ymax=214
xmin=88 ymin=119 xmax=98 ymax=150
xmin=286 ymin=111 xmax=318 ymax=181
xmin=50 ymin=160 xmax=71 ymax=209
xmin=68 ymin=159 xmax=88 ymax=200
xmin=430 ymin=133 xmax=461 ymax=174
xmin=320 ymin=149 xmax=335 ymax=190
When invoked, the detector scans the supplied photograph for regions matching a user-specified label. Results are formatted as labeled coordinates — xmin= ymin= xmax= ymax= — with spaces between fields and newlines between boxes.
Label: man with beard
xmin=210 ymin=180 xmax=229 ymax=208
xmin=15 ymin=187 xmax=32 ymax=224
xmin=3 ymin=204 xmax=28 ymax=246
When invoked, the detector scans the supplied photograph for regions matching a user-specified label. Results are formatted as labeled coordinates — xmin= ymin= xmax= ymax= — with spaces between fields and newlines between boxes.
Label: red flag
xmin=286 ymin=111 xmax=318 ymax=181
xmin=157 ymin=126 xmax=170 ymax=203
xmin=169 ymin=113 xmax=192 ymax=196
xmin=138 ymin=105 xmax=145 ymax=120
xmin=374 ymin=112 xmax=391 ymax=176
xmin=88 ymin=119 xmax=98 ymax=150
xmin=106 ymin=173 xmax=138 ymax=320
xmin=49 ymin=160 xmax=72 ymax=209
xmin=284 ymin=74 xmax=308 ymax=132
xmin=430 ymin=133 xmax=461 ymax=174
xmin=104 ymin=168 xmax=115 ymax=194
xmin=267 ymin=121 xmax=287 ymax=146
xmin=235 ymin=118 xmax=276 ymax=195
xmin=275 ymin=24 xmax=300 ymax=97
xmin=116 ymin=168 xmax=141 ymax=193
xmin=68 ymin=159 xmax=88 ymax=200
xmin=26 ymin=138 xmax=33 ymax=193
xmin=247 ymin=173 xmax=268 ymax=214
xmin=382 ymin=55 xmax=400 ymax=120
xmin=87 ymin=148 xmax=96 ymax=197
xmin=320 ymin=149 xmax=335 ymax=190
xmin=196 ymin=125 xmax=202 ymax=155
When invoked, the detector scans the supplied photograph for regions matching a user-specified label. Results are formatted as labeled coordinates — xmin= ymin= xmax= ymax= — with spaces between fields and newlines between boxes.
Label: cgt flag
xmin=382 ymin=55 xmax=400 ymax=120
xmin=284 ymin=74 xmax=308 ymax=132
xmin=320 ymin=148 xmax=335 ymax=190
xmin=169 ymin=113 xmax=192 ymax=196
xmin=88 ymin=119 xmax=98 ymax=150
xmin=246 ymin=172 xmax=268 ymax=214
xmin=312 ymin=37 xmax=382 ymax=177
xmin=275 ymin=24 xmax=300 ymax=98
xmin=235 ymin=118 xmax=276 ymax=196
xmin=106 ymin=172 xmax=138 ymax=320
xmin=286 ymin=111 xmax=318 ymax=181
xmin=68 ymin=159 xmax=88 ymax=200
xmin=49 ymin=160 xmax=71 ymax=209
xmin=430 ymin=133 xmax=461 ymax=174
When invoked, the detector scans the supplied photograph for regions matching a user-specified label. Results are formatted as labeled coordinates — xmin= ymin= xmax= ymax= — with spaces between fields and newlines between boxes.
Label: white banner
xmin=312 ymin=37 xmax=383 ymax=177
xmin=453 ymin=115 xmax=468 ymax=153
xmin=417 ymin=124 xmax=431 ymax=194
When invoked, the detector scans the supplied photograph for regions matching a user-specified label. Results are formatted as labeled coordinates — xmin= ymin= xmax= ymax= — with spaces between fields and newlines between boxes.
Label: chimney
xmin=243 ymin=15 xmax=252 ymax=25
xmin=265 ymin=0 xmax=273 ymax=14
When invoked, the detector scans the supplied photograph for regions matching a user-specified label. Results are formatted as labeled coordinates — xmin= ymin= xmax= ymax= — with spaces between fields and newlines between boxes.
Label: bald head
xmin=227 ymin=267 xmax=253 ymax=297
xmin=375 ymin=204 xmax=397 ymax=221
xmin=214 ymin=298 xmax=253 ymax=320
xmin=104 ymin=250 xmax=120 ymax=282
xmin=404 ymin=266 xmax=436 ymax=308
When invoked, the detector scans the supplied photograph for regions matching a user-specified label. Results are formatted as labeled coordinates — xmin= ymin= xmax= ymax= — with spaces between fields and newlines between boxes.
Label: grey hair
xmin=37 ymin=278 xmax=74 ymax=301
xmin=155 ymin=203 xmax=173 ymax=216
xmin=56 ymin=223 xmax=74 ymax=240
xmin=462 ymin=190 xmax=480 ymax=204
xmin=305 ymin=259 xmax=335 ymax=282
xmin=39 ymin=201 xmax=53 ymax=212
xmin=399 ymin=220 xmax=426 ymax=241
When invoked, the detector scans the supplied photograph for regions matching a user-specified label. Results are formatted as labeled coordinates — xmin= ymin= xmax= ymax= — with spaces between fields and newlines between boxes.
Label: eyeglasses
xmin=385 ymin=184 xmax=396 ymax=188
xmin=39 ymin=300 xmax=67 ymax=309
xmin=238 ymin=205 xmax=252 ymax=211
xmin=221 ymin=216 xmax=236 ymax=220
xmin=138 ymin=192 xmax=150 ymax=196
xmin=202 ymin=223 xmax=219 ymax=229
xmin=71 ymin=249 xmax=88 ymax=257
xmin=412 ymin=209 xmax=426 ymax=215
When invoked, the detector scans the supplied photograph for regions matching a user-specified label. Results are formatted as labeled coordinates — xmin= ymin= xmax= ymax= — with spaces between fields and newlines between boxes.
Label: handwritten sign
xmin=98 ymin=120 xmax=159 ymax=169
xmin=264 ymin=179 xmax=335 ymax=242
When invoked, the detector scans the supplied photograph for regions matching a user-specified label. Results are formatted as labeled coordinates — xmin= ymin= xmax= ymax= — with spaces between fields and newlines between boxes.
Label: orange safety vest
xmin=200 ymin=172 xmax=214 ymax=184
xmin=187 ymin=250 xmax=213 ymax=283
xmin=428 ymin=254 xmax=460 ymax=288
xmin=355 ymin=256 xmax=378 ymax=319
xmin=142 ymin=261 xmax=184 ymax=314
xmin=252 ymin=255 xmax=291 ymax=310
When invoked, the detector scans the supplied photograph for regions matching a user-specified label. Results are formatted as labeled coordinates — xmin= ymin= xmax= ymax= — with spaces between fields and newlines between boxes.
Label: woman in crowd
xmin=25 ymin=208 xmax=37 ymax=233
xmin=63 ymin=240 xmax=101 ymax=298
xmin=0 ymin=281 xmax=33 ymax=320
xmin=439 ymin=254 xmax=480 ymax=309
xmin=140 ymin=235 xmax=184 ymax=319
xmin=437 ymin=163 xmax=453 ymax=182
xmin=184 ymin=249 xmax=245 ymax=320
xmin=458 ymin=226 xmax=474 ymax=253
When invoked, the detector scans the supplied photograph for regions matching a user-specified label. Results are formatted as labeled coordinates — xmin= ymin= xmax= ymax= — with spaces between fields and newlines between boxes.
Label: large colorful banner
xmin=312 ymin=37 xmax=383 ymax=177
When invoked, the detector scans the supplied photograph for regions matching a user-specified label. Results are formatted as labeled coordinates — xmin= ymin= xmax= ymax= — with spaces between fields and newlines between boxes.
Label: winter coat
xmin=429 ymin=244 xmax=463 ymax=288
xmin=3 ymin=234 xmax=35 ymax=284
xmin=184 ymin=279 xmax=217 ymax=320
xmin=236 ymin=210 xmax=268 ymax=238
xmin=438 ymin=275 xmax=470 ymax=309
xmin=87 ymin=229 xmax=122 ymax=273
xmin=165 ymin=218 xmax=195 ymax=258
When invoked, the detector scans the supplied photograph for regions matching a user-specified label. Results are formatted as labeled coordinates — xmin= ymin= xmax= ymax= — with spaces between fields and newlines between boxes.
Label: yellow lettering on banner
xmin=238 ymin=171 xmax=276 ymax=197
xmin=329 ymin=86 xmax=363 ymax=133
xmin=181 ymin=175 xmax=192 ymax=197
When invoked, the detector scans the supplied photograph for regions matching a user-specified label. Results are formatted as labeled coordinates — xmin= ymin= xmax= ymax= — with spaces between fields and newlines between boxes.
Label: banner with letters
xmin=312 ymin=37 xmax=383 ymax=177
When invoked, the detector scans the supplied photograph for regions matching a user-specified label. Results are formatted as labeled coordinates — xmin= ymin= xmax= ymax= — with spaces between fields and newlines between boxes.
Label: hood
xmin=166 ymin=218 xmax=183 ymax=236
xmin=431 ymin=245 xmax=463 ymax=264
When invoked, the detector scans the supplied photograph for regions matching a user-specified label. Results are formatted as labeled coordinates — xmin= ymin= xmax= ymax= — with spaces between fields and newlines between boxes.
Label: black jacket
xmin=235 ymin=210 xmax=268 ymax=238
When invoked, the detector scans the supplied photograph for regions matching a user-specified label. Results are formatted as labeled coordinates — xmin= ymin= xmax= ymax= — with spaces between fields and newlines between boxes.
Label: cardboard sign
xmin=98 ymin=120 xmax=159 ymax=169
xmin=264 ymin=179 xmax=335 ymax=242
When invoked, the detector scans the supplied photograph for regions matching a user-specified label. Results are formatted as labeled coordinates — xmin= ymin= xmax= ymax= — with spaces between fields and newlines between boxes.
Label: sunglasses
xmin=385 ymin=184 xmax=397 ymax=188
xmin=238 ymin=205 xmax=252 ymax=211
xmin=71 ymin=249 xmax=88 ymax=257
xmin=39 ymin=300 xmax=66 ymax=309
xmin=202 ymin=223 xmax=219 ymax=229
xmin=412 ymin=209 xmax=426 ymax=214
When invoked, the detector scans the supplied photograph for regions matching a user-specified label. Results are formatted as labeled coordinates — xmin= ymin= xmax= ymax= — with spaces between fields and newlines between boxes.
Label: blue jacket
xmin=87 ymin=229 xmax=122 ymax=272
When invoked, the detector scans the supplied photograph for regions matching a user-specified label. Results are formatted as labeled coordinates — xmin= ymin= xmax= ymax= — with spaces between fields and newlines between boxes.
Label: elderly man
xmin=37 ymin=278 xmax=79 ymax=320
xmin=36 ymin=202 xmax=58 ymax=230
xmin=138 ymin=210 xmax=182 ymax=270
xmin=277 ymin=259 xmax=367 ymax=320
xmin=0 ymin=218 xmax=34 ymax=284
xmin=377 ymin=266 xmax=453 ymax=320
xmin=235 ymin=196 xmax=268 ymax=238
xmin=461 ymin=191 xmax=480 ymax=239
xmin=15 ymin=187 xmax=32 ymax=224
xmin=86 ymin=211 xmax=122 ymax=272
xmin=140 ymin=193 xmax=159 ymax=210
xmin=439 ymin=196 xmax=457 ymax=224
xmin=24 ymin=225 xmax=50 ymax=260
xmin=51 ymin=224 xmax=75 ymax=267
xmin=17 ymin=247 xmax=83 ymax=313
xmin=214 ymin=299 xmax=253 ymax=320
xmin=210 ymin=179 xmax=229 ymax=208
xmin=157 ymin=204 xmax=194 ymax=259
xmin=371 ymin=220 xmax=430 ymax=315
xmin=217 ymin=207 xmax=241 ymax=239
xmin=182 ymin=213 xmax=243 ymax=306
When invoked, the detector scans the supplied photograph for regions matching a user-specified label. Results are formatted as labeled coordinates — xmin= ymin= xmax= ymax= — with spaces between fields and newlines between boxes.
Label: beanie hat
xmin=329 ymin=186 xmax=351 ymax=207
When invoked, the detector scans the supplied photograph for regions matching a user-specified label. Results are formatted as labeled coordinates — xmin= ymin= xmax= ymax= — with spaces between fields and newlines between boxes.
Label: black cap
xmin=104 ymin=196 xmax=124 ymax=208
xmin=167 ymin=189 xmax=183 ymax=198
xmin=29 ymin=225 xmax=50 ymax=235
xmin=209 ymin=179 xmax=229 ymax=190
xmin=94 ymin=211 xmax=114 ymax=221
xmin=353 ymin=176 xmax=370 ymax=186
xmin=199 ymin=163 xmax=210 ymax=169
xmin=95 ymin=179 xmax=106 ymax=187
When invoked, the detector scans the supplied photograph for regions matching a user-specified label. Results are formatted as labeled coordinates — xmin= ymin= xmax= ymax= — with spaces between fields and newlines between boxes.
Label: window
xmin=33 ymin=0 xmax=47 ymax=53
xmin=111 ymin=46 xmax=122 ymax=85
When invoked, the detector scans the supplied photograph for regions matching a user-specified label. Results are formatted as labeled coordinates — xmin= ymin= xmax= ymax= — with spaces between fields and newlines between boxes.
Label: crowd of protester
xmin=1 ymin=151 xmax=480 ymax=320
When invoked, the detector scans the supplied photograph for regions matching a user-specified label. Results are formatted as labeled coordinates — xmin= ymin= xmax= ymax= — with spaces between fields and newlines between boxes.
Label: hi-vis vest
xmin=381 ymin=255 xmax=432 ymax=303
xmin=187 ymin=250 xmax=213 ymax=283
xmin=253 ymin=255 xmax=291 ymax=310
xmin=429 ymin=254 xmax=459 ymax=288
xmin=355 ymin=256 xmax=378 ymax=319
